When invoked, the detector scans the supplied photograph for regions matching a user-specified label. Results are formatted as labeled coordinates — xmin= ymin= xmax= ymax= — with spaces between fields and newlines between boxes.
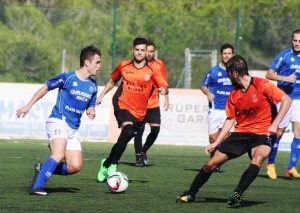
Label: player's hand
xmin=16 ymin=106 xmax=30 ymax=118
xmin=86 ymin=107 xmax=96 ymax=120
xmin=205 ymin=143 xmax=217 ymax=155
xmin=96 ymin=96 xmax=103 ymax=105
xmin=207 ymin=93 xmax=214 ymax=102
xmin=158 ymin=87 xmax=169 ymax=95
xmin=285 ymin=72 xmax=297 ymax=83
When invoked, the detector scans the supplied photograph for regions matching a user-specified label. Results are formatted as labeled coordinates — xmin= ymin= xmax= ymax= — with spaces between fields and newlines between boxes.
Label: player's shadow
xmin=45 ymin=187 xmax=80 ymax=194
xmin=197 ymin=197 xmax=265 ymax=208
xmin=258 ymin=174 xmax=295 ymax=180
xmin=184 ymin=168 xmax=226 ymax=174
xmin=118 ymin=161 xmax=154 ymax=167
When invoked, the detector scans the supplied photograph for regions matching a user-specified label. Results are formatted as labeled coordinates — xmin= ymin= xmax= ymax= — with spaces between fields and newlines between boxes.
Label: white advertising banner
xmin=0 ymin=82 xmax=294 ymax=150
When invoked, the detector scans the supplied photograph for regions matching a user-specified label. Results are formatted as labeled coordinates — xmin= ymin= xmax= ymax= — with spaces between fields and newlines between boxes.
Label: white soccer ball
xmin=106 ymin=172 xmax=129 ymax=193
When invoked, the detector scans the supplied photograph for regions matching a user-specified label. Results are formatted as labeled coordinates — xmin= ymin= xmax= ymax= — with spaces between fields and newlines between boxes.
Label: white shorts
xmin=46 ymin=118 xmax=81 ymax=151
xmin=208 ymin=109 xmax=227 ymax=135
xmin=278 ymin=99 xmax=300 ymax=128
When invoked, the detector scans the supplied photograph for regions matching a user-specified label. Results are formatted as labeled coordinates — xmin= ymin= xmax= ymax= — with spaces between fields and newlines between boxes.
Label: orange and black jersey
xmin=111 ymin=60 xmax=168 ymax=122
xmin=147 ymin=59 xmax=168 ymax=108
xmin=226 ymin=77 xmax=286 ymax=135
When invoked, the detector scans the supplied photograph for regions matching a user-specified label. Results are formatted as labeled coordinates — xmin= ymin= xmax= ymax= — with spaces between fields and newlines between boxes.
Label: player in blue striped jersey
xmin=201 ymin=44 xmax=234 ymax=172
xmin=265 ymin=29 xmax=300 ymax=179
xmin=16 ymin=45 xmax=101 ymax=195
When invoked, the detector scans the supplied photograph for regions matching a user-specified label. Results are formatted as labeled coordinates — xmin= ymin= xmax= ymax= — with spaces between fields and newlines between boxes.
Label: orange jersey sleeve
xmin=112 ymin=60 xmax=167 ymax=122
xmin=226 ymin=77 xmax=286 ymax=135
xmin=147 ymin=59 xmax=168 ymax=108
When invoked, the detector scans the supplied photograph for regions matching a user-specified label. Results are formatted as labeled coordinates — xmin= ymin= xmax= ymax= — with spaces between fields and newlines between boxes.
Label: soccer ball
xmin=106 ymin=172 xmax=129 ymax=193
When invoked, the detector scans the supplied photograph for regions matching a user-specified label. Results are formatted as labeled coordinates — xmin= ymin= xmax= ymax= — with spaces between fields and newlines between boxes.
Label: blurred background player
xmin=134 ymin=41 xmax=169 ymax=167
xmin=200 ymin=43 xmax=234 ymax=172
xmin=176 ymin=55 xmax=291 ymax=206
xmin=96 ymin=37 xmax=169 ymax=182
xmin=265 ymin=29 xmax=300 ymax=179
xmin=16 ymin=45 xmax=101 ymax=195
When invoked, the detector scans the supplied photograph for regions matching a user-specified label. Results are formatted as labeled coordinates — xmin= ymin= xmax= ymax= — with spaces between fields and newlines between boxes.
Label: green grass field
xmin=0 ymin=139 xmax=299 ymax=213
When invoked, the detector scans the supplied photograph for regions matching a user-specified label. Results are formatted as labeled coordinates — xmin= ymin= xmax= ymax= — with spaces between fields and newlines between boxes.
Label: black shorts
xmin=145 ymin=107 xmax=161 ymax=124
xmin=114 ymin=109 xmax=144 ymax=131
xmin=217 ymin=133 xmax=273 ymax=159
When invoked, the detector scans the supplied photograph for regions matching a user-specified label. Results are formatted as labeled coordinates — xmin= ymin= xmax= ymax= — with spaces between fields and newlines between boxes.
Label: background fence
xmin=0 ymin=4 xmax=300 ymax=88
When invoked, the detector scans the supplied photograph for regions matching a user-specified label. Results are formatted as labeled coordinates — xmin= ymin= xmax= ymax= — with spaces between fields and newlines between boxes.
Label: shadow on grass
xmin=46 ymin=187 xmax=80 ymax=194
xmin=257 ymin=174 xmax=295 ymax=180
xmin=198 ymin=197 xmax=265 ymax=208
xmin=184 ymin=168 xmax=226 ymax=174
xmin=118 ymin=161 xmax=154 ymax=167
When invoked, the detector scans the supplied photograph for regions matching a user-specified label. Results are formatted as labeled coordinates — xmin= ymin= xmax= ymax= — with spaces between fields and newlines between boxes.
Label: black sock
xmin=134 ymin=126 xmax=145 ymax=154
xmin=235 ymin=164 xmax=260 ymax=193
xmin=189 ymin=167 xmax=213 ymax=195
xmin=104 ymin=125 xmax=135 ymax=167
xmin=143 ymin=126 xmax=160 ymax=152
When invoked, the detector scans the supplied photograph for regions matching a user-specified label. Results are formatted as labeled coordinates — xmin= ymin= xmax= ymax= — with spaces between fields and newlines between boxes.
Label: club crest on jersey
xmin=252 ymin=94 xmax=258 ymax=102
xmin=291 ymin=57 xmax=295 ymax=62
xmin=218 ymin=72 xmax=222 ymax=76
xmin=73 ymin=81 xmax=78 ymax=87
xmin=144 ymin=74 xmax=151 ymax=81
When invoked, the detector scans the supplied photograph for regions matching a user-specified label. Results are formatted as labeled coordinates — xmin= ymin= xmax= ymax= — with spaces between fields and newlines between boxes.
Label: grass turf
xmin=0 ymin=139 xmax=299 ymax=213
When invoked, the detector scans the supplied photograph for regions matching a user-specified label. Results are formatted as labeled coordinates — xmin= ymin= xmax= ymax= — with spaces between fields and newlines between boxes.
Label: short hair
xmin=80 ymin=45 xmax=101 ymax=67
xmin=147 ymin=40 xmax=156 ymax=49
xmin=293 ymin=29 xmax=300 ymax=38
xmin=226 ymin=55 xmax=249 ymax=76
xmin=220 ymin=43 xmax=234 ymax=54
xmin=133 ymin=37 xmax=147 ymax=47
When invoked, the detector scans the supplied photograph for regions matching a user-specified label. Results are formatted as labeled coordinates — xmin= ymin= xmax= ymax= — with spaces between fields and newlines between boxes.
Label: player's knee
xmin=204 ymin=161 xmax=217 ymax=172
xmin=118 ymin=124 xmax=135 ymax=145
xmin=150 ymin=126 xmax=160 ymax=137
xmin=68 ymin=162 xmax=82 ymax=174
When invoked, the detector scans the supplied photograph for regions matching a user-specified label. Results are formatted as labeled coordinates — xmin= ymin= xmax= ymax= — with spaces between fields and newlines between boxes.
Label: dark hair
xmin=293 ymin=29 xmax=300 ymax=38
xmin=80 ymin=45 xmax=101 ymax=67
xmin=147 ymin=40 xmax=156 ymax=49
xmin=226 ymin=55 xmax=249 ymax=76
xmin=220 ymin=43 xmax=234 ymax=54
xmin=133 ymin=37 xmax=147 ymax=47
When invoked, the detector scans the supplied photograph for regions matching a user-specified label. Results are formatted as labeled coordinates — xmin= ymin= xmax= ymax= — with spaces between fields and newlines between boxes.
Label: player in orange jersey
xmin=134 ymin=41 xmax=169 ymax=166
xmin=176 ymin=55 xmax=291 ymax=206
xmin=96 ymin=37 xmax=169 ymax=182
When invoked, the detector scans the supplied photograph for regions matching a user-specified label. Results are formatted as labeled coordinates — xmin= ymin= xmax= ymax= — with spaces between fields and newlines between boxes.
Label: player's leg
xmin=29 ymin=118 xmax=68 ymax=195
xmin=228 ymin=137 xmax=271 ymax=206
xmin=54 ymin=131 xmax=82 ymax=175
xmin=134 ymin=125 xmax=145 ymax=167
xmin=266 ymin=129 xmax=284 ymax=179
xmin=285 ymin=121 xmax=300 ymax=178
xmin=141 ymin=107 xmax=161 ymax=165
xmin=176 ymin=150 xmax=229 ymax=203
xmin=30 ymin=137 xmax=67 ymax=195
xmin=98 ymin=120 xmax=136 ymax=182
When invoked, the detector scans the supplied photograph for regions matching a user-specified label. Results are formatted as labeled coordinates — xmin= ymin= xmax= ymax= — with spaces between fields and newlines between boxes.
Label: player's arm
xmin=96 ymin=78 xmax=116 ymax=105
xmin=205 ymin=117 xmax=236 ymax=154
xmin=16 ymin=84 xmax=49 ymax=118
xmin=266 ymin=68 xmax=296 ymax=83
xmin=200 ymin=85 xmax=214 ymax=102
xmin=268 ymin=94 xmax=291 ymax=135
xmin=163 ymin=94 xmax=169 ymax=111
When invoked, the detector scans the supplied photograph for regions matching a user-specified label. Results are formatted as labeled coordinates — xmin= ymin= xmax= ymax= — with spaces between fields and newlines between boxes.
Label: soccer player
xmin=265 ymin=29 xmax=300 ymax=179
xmin=175 ymin=55 xmax=291 ymax=206
xmin=201 ymin=43 xmax=234 ymax=172
xmin=133 ymin=41 xmax=169 ymax=167
xmin=96 ymin=37 xmax=169 ymax=182
xmin=16 ymin=45 xmax=101 ymax=196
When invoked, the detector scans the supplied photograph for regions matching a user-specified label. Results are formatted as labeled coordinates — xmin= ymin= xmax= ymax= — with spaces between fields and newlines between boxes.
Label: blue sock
xmin=53 ymin=162 xmax=69 ymax=176
xmin=268 ymin=138 xmax=280 ymax=164
xmin=33 ymin=157 xmax=58 ymax=189
xmin=287 ymin=138 xmax=300 ymax=170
